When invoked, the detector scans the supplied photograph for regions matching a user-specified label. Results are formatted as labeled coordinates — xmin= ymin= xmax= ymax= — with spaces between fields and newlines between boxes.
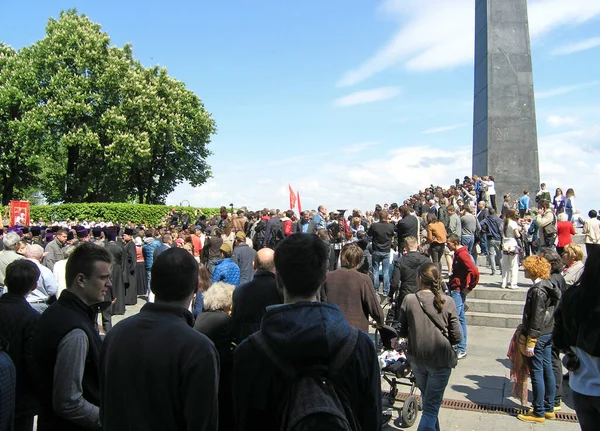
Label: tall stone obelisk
xmin=473 ymin=0 xmax=540 ymax=202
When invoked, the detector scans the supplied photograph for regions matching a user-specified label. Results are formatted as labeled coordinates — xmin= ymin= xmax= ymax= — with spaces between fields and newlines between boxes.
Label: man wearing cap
xmin=76 ymin=228 xmax=90 ymax=244
xmin=21 ymin=227 xmax=32 ymax=245
xmin=30 ymin=226 xmax=43 ymax=247
xmin=43 ymin=228 xmax=68 ymax=272
xmin=121 ymin=228 xmax=137 ymax=306
xmin=211 ymin=242 xmax=240 ymax=286
xmin=232 ymin=231 xmax=257 ymax=285
xmin=91 ymin=228 xmax=104 ymax=246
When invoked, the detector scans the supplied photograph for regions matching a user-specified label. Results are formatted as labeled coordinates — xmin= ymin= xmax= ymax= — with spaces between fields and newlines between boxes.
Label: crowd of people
xmin=0 ymin=174 xmax=598 ymax=430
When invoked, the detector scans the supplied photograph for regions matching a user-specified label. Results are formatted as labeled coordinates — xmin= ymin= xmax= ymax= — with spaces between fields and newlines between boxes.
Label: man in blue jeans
xmin=367 ymin=210 xmax=395 ymax=297
xmin=447 ymin=234 xmax=479 ymax=359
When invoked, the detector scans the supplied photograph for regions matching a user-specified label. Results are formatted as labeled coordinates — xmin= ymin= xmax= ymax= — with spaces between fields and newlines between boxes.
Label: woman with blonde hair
xmin=397 ymin=262 xmax=462 ymax=431
xmin=194 ymin=281 xmax=236 ymax=430
xmin=517 ymin=256 xmax=562 ymax=424
xmin=561 ymin=244 xmax=585 ymax=288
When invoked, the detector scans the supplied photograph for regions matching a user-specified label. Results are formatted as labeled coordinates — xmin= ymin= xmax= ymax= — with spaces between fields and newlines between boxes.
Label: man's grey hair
xmin=202 ymin=282 xmax=235 ymax=311
xmin=26 ymin=244 xmax=44 ymax=261
xmin=3 ymin=232 xmax=21 ymax=251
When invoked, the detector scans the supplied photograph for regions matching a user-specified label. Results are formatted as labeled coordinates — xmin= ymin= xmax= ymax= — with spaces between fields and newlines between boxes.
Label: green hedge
xmin=28 ymin=203 xmax=223 ymax=226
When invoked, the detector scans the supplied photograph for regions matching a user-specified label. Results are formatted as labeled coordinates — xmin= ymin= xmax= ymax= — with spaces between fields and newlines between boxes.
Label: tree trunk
xmin=65 ymin=146 xmax=79 ymax=202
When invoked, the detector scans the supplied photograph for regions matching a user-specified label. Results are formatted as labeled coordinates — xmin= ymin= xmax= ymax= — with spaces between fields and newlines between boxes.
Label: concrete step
xmin=466 ymin=298 xmax=524 ymax=315
xmin=470 ymin=286 xmax=527 ymax=301
xmin=466 ymin=311 xmax=521 ymax=329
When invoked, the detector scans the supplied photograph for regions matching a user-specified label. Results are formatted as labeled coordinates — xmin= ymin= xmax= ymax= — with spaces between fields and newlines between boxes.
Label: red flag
xmin=297 ymin=191 xmax=302 ymax=215
xmin=289 ymin=185 xmax=297 ymax=210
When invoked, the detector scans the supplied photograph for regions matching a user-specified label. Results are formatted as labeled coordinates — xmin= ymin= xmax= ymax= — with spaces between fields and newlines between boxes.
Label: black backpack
xmin=253 ymin=220 xmax=267 ymax=249
xmin=250 ymin=329 xmax=361 ymax=431
xmin=268 ymin=218 xmax=285 ymax=248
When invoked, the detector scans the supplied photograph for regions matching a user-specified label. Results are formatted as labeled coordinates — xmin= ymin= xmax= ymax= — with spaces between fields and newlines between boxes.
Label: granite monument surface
xmin=473 ymin=0 xmax=540 ymax=201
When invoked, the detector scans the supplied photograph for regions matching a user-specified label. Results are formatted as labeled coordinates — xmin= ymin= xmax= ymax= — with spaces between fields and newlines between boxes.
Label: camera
xmin=562 ymin=352 xmax=580 ymax=372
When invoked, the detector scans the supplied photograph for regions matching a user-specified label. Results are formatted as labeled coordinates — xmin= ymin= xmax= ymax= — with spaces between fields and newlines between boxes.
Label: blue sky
xmin=2 ymin=0 xmax=599 ymax=213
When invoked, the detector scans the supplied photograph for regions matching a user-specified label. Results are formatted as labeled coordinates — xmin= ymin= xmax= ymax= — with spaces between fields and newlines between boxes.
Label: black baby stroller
xmin=376 ymin=324 xmax=420 ymax=427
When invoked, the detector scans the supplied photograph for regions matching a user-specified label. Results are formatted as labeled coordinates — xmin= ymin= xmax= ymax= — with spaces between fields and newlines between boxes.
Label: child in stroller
xmin=377 ymin=324 xmax=420 ymax=427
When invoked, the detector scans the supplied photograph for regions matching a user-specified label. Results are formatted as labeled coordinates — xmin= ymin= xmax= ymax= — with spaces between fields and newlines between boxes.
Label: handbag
xmin=417 ymin=296 xmax=458 ymax=361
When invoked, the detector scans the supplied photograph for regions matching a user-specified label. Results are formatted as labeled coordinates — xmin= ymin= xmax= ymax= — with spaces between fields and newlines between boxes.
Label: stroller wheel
xmin=402 ymin=395 xmax=418 ymax=427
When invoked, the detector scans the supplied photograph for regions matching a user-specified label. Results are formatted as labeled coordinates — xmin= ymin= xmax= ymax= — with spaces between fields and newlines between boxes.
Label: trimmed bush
xmin=28 ymin=203 xmax=223 ymax=226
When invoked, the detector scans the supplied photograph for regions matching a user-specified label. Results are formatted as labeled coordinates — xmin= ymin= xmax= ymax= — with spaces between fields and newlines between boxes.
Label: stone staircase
xmin=465 ymin=286 xmax=526 ymax=328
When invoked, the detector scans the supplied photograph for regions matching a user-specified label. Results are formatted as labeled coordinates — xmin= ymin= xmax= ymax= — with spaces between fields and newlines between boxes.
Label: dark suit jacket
xmin=0 ymin=293 xmax=40 ymax=417
xmin=396 ymin=215 xmax=419 ymax=244
xmin=231 ymin=271 xmax=281 ymax=343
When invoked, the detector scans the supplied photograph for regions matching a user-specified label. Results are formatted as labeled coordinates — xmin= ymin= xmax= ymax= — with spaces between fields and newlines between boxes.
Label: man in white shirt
xmin=583 ymin=209 xmax=600 ymax=258
xmin=25 ymin=244 xmax=58 ymax=313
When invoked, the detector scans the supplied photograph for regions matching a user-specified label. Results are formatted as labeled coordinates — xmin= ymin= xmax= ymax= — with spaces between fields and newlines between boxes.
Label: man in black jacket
xmin=389 ymin=236 xmax=431 ymax=309
xmin=231 ymin=248 xmax=281 ymax=343
xmin=0 ymin=260 xmax=40 ymax=431
xmin=232 ymin=234 xmax=382 ymax=431
xmin=480 ymin=208 xmax=503 ymax=275
xmin=368 ymin=210 xmax=396 ymax=297
xmin=100 ymin=248 xmax=219 ymax=431
xmin=396 ymin=205 xmax=419 ymax=245
xmin=33 ymin=243 xmax=112 ymax=431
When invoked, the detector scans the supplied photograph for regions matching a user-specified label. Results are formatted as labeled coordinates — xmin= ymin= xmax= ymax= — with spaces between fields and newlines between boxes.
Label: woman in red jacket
xmin=556 ymin=212 xmax=575 ymax=256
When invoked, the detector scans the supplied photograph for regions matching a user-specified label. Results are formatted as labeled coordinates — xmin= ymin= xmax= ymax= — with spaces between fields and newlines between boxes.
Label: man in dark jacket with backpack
xmin=232 ymin=233 xmax=382 ymax=431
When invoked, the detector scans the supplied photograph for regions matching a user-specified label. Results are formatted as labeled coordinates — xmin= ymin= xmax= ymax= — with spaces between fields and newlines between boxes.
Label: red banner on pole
xmin=289 ymin=185 xmax=297 ymax=210
xmin=297 ymin=191 xmax=302 ymax=215
xmin=10 ymin=201 xmax=30 ymax=226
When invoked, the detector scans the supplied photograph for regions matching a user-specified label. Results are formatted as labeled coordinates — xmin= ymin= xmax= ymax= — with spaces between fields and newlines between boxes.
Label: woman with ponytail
xmin=397 ymin=263 xmax=462 ymax=431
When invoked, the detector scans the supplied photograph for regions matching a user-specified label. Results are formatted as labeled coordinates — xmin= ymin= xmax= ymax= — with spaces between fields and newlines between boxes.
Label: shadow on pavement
xmin=451 ymin=374 xmax=522 ymax=409
xmin=495 ymin=358 xmax=511 ymax=369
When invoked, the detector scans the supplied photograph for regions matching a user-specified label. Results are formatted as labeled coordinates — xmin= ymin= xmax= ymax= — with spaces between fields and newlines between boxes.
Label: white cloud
xmin=537 ymin=125 xmax=600 ymax=213
xmin=167 ymin=124 xmax=600 ymax=216
xmin=333 ymin=87 xmax=401 ymax=107
xmin=421 ymin=123 xmax=466 ymax=134
xmin=336 ymin=0 xmax=600 ymax=87
xmin=546 ymin=115 xmax=578 ymax=128
xmin=536 ymin=81 xmax=600 ymax=99
xmin=551 ymin=37 xmax=600 ymax=55
xmin=342 ymin=141 xmax=379 ymax=153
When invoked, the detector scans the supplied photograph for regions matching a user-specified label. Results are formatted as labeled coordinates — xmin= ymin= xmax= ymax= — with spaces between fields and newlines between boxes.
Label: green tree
xmin=117 ymin=64 xmax=215 ymax=204
xmin=0 ymin=10 xmax=216 ymax=204
xmin=0 ymin=43 xmax=44 ymax=205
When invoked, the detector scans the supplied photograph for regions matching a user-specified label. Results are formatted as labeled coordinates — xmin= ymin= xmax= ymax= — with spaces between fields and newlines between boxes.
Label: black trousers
xmin=551 ymin=346 xmax=562 ymax=403
xmin=429 ymin=242 xmax=445 ymax=272
xmin=586 ymin=243 xmax=600 ymax=259
xmin=573 ymin=390 xmax=600 ymax=431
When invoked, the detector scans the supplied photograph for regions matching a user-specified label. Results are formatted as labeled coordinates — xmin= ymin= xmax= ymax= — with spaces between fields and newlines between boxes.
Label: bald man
xmin=231 ymin=248 xmax=281 ymax=342
xmin=26 ymin=244 xmax=59 ymax=313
